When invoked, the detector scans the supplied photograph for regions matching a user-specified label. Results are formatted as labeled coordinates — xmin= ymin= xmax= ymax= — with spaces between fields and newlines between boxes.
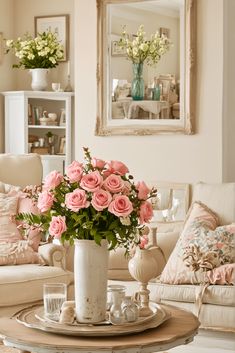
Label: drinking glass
xmin=43 ymin=283 xmax=67 ymax=321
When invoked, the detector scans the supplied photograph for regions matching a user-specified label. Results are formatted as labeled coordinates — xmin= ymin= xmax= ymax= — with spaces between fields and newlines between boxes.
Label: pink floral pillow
xmin=206 ymin=263 xmax=235 ymax=285
xmin=17 ymin=191 xmax=42 ymax=251
xmin=160 ymin=201 xmax=234 ymax=284
xmin=0 ymin=193 xmax=22 ymax=243
xmin=0 ymin=183 xmax=42 ymax=251
xmin=0 ymin=240 xmax=45 ymax=266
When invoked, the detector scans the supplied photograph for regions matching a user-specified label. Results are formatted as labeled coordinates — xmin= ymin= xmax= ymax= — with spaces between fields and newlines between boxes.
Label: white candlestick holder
xmin=64 ymin=75 xmax=73 ymax=92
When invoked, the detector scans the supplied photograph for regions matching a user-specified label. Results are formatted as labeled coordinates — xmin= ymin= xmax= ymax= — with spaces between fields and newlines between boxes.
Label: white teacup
xmin=48 ymin=113 xmax=57 ymax=121
xmin=52 ymin=83 xmax=61 ymax=92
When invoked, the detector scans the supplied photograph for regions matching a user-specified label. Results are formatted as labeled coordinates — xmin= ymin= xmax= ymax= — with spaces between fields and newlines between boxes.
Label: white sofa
xmin=108 ymin=182 xmax=235 ymax=332
xmin=0 ymin=153 xmax=74 ymax=318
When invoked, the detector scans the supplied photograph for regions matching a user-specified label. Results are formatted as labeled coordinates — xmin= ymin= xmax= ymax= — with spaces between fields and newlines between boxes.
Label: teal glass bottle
xmin=131 ymin=63 xmax=144 ymax=101
xmin=152 ymin=84 xmax=161 ymax=101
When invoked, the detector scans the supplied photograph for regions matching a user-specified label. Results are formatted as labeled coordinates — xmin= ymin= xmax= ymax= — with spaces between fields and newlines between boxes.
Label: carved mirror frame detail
xmin=96 ymin=0 xmax=196 ymax=136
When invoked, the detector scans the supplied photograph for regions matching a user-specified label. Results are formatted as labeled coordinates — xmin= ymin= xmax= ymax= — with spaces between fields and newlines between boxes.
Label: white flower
xmin=118 ymin=24 xmax=171 ymax=65
xmin=120 ymin=216 xmax=131 ymax=226
xmin=6 ymin=39 xmax=13 ymax=47
xmin=6 ymin=31 xmax=63 ymax=69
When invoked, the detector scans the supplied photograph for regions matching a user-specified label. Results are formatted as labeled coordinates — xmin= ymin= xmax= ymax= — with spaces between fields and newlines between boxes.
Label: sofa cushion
xmin=0 ymin=264 xmax=74 ymax=306
xmin=151 ymin=280 xmax=235 ymax=306
xmin=192 ymin=182 xmax=235 ymax=225
xmin=206 ymin=263 xmax=235 ymax=285
xmin=160 ymin=201 xmax=223 ymax=284
xmin=0 ymin=181 xmax=20 ymax=194
xmin=0 ymin=193 xmax=22 ymax=243
xmin=17 ymin=189 xmax=42 ymax=251
xmin=0 ymin=240 xmax=45 ymax=266
xmin=0 ymin=153 xmax=42 ymax=188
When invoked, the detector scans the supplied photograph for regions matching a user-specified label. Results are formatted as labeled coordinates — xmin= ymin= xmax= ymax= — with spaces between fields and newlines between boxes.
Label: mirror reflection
xmin=110 ymin=0 xmax=183 ymax=121
xmin=96 ymin=0 xmax=196 ymax=135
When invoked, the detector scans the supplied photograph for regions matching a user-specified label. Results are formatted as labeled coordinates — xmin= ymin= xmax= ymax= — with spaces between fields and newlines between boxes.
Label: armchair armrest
xmin=38 ymin=243 xmax=66 ymax=269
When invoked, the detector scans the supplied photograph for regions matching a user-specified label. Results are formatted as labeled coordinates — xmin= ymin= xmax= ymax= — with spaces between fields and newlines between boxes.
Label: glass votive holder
xmin=108 ymin=284 xmax=126 ymax=325
xmin=43 ymin=283 xmax=67 ymax=321
xmin=122 ymin=296 xmax=139 ymax=322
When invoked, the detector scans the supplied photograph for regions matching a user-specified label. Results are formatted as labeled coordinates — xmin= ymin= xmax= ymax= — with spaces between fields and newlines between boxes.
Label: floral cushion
xmin=160 ymin=201 xmax=234 ymax=284
xmin=0 ymin=240 xmax=45 ymax=266
xmin=0 ymin=182 xmax=42 ymax=251
xmin=0 ymin=193 xmax=22 ymax=243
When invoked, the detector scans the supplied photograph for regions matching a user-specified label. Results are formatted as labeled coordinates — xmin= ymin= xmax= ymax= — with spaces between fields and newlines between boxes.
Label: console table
xmin=0 ymin=305 xmax=200 ymax=353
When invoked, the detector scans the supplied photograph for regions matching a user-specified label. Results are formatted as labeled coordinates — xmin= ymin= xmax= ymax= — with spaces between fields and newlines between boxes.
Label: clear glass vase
xmin=131 ymin=63 xmax=144 ymax=101
xmin=108 ymin=285 xmax=126 ymax=325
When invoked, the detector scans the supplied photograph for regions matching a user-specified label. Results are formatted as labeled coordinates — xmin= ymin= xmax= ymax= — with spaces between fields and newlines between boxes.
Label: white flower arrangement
xmin=118 ymin=25 xmax=171 ymax=65
xmin=6 ymin=31 xmax=64 ymax=69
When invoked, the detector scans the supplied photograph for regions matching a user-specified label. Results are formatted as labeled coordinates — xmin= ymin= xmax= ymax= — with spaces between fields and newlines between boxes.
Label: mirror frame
xmin=96 ymin=0 xmax=196 ymax=136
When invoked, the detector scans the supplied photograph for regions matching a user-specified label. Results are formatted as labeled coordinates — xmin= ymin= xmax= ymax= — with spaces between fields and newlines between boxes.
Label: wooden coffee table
xmin=0 ymin=305 xmax=200 ymax=353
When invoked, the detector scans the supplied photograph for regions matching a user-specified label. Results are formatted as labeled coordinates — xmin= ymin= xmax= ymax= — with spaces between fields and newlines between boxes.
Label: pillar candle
xmin=67 ymin=61 xmax=70 ymax=76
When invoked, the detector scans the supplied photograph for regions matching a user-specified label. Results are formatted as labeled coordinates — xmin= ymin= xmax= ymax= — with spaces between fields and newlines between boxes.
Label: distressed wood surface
xmin=0 ymin=305 xmax=199 ymax=353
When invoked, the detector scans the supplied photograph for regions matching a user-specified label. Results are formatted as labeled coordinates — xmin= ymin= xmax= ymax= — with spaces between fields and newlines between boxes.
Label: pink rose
xmin=103 ymin=174 xmax=124 ymax=193
xmin=37 ymin=190 xmax=54 ymax=212
xmin=108 ymin=195 xmax=133 ymax=218
xmin=105 ymin=160 xmax=129 ymax=176
xmin=136 ymin=181 xmax=150 ymax=200
xmin=65 ymin=189 xmax=90 ymax=212
xmin=49 ymin=216 xmax=67 ymax=239
xmin=80 ymin=171 xmax=103 ymax=192
xmin=139 ymin=234 xmax=149 ymax=249
xmin=91 ymin=158 xmax=106 ymax=169
xmin=66 ymin=161 xmax=83 ymax=183
xmin=43 ymin=170 xmax=63 ymax=190
xmin=91 ymin=189 xmax=112 ymax=211
xmin=139 ymin=201 xmax=153 ymax=224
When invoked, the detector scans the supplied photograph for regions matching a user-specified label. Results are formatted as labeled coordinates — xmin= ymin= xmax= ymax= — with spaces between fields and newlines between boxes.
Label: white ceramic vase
xmin=30 ymin=68 xmax=48 ymax=91
xmin=128 ymin=247 xmax=158 ymax=317
xmin=128 ymin=247 xmax=158 ymax=283
xmin=74 ymin=239 xmax=109 ymax=323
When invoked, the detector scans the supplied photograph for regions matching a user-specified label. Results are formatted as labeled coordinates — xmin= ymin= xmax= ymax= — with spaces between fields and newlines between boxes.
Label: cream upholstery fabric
xmin=161 ymin=301 xmax=235 ymax=331
xmin=0 ymin=153 xmax=74 ymax=319
xmin=151 ymin=281 xmax=235 ymax=306
xmin=0 ymin=153 xmax=42 ymax=188
xmin=192 ymin=182 xmax=235 ymax=225
xmin=0 ymin=264 xmax=74 ymax=306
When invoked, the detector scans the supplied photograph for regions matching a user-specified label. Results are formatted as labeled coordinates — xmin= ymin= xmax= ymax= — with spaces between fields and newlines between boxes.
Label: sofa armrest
xmin=38 ymin=243 xmax=66 ymax=269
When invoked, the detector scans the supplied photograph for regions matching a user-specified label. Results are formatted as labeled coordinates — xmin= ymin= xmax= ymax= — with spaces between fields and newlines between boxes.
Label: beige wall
xmin=223 ymin=0 xmax=235 ymax=182
xmin=74 ymin=0 xmax=225 ymax=184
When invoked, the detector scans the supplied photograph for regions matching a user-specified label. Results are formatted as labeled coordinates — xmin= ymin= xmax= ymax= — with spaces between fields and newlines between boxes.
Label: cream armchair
xmin=0 ymin=153 xmax=74 ymax=318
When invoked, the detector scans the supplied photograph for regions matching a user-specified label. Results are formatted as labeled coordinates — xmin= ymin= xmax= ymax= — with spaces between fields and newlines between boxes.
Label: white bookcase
xmin=3 ymin=91 xmax=74 ymax=179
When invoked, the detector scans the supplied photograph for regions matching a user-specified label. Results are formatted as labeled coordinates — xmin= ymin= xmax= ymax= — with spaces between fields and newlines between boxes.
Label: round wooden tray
xmin=16 ymin=303 xmax=171 ymax=337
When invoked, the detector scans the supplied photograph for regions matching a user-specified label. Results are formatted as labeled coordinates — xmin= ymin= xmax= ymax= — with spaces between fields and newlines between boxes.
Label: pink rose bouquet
xmin=17 ymin=148 xmax=157 ymax=253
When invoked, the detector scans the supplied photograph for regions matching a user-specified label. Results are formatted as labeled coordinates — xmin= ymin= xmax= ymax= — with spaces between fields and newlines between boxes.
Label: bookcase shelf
xmin=3 ymin=90 xmax=74 ymax=179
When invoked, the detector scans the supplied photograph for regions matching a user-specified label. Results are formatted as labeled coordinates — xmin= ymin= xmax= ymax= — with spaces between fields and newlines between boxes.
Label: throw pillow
xmin=0 ymin=193 xmax=22 ymax=243
xmin=206 ymin=263 xmax=235 ymax=285
xmin=0 ymin=240 xmax=45 ymax=266
xmin=17 ymin=191 xmax=42 ymax=251
xmin=0 ymin=181 xmax=20 ymax=194
xmin=160 ymin=201 xmax=234 ymax=284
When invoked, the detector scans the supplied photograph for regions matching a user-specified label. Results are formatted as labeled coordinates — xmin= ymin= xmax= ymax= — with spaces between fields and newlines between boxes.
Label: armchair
xmin=0 ymin=153 xmax=74 ymax=318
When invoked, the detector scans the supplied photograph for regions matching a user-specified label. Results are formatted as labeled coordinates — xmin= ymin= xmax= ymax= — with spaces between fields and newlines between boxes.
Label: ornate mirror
xmin=96 ymin=0 xmax=196 ymax=136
